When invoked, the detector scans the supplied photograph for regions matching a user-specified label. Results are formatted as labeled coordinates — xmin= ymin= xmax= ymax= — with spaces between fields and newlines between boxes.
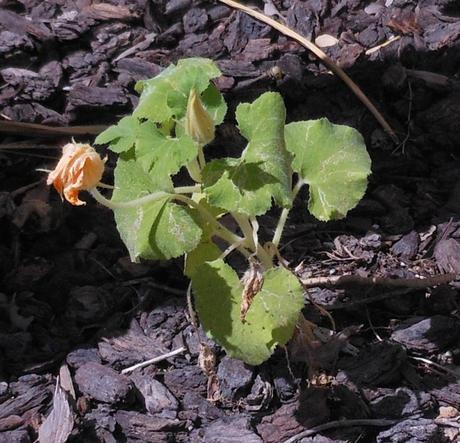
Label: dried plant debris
xmin=240 ymin=259 xmax=265 ymax=321
xmin=38 ymin=375 xmax=74 ymax=443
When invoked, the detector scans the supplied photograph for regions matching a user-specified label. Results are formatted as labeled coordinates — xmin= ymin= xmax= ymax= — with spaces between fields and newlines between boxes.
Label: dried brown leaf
xmin=83 ymin=3 xmax=138 ymax=20
xmin=38 ymin=376 xmax=74 ymax=443
xmin=240 ymin=259 xmax=264 ymax=321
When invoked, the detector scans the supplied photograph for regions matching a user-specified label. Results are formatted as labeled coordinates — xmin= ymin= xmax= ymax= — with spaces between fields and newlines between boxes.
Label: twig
xmin=300 ymin=273 xmax=456 ymax=289
xmin=409 ymin=356 xmax=459 ymax=379
xmin=435 ymin=419 xmax=460 ymax=429
xmin=10 ymin=179 xmax=43 ymax=198
xmin=365 ymin=35 xmax=401 ymax=55
xmin=283 ymin=418 xmax=400 ymax=443
xmin=326 ymin=288 xmax=413 ymax=311
xmin=186 ymin=281 xmax=199 ymax=329
xmin=0 ymin=120 xmax=107 ymax=137
xmin=114 ymin=32 xmax=157 ymax=62
xmin=216 ymin=0 xmax=398 ymax=143
xmin=121 ymin=347 xmax=186 ymax=374
xmin=393 ymin=79 xmax=413 ymax=154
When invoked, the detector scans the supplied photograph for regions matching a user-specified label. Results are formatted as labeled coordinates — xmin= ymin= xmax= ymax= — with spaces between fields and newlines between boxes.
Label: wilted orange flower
xmin=47 ymin=142 xmax=106 ymax=206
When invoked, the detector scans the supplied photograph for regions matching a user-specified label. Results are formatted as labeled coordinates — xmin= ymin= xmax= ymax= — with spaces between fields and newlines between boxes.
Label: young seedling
xmin=47 ymin=58 xmax=371 ymax=365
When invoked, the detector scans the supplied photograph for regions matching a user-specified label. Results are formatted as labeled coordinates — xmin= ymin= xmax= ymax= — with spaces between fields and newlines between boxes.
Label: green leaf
xmin=95 ymin=116 xmax=154 ymax=154
xmin=203 ymin=92 xmax=293 ymax=216
xmin=184 ymin=240 xmax=221 ymax=278
xmin=112 ymin=155 xmax=202 ymax=262
xmin=135 ymin=131 xmax=198 ymax=177
xmin=134 ymin=58 xmax=226 ymax=125
xmin=201 ymin=83 xmax=227 ymax=126
xmin=192 ymin=259 xmax=304 ymax=365
xmin=285 ymin=118 xmax=371 ymax=221
xmin=95 ymin=116 xmax=198 ymax=177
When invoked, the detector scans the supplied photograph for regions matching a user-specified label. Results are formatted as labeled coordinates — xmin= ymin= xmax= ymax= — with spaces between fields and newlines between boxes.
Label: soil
xmin=1 ymin=0 xmax=460 ymax=442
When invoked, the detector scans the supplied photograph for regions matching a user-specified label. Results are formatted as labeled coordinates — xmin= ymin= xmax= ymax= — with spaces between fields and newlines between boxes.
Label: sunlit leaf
xmin=203 ymin=92 xmax=293 ymax=216
xmin=112 ymin=155 xmax=202 ymax=261
xmin=134 ymin=58 xmax=226 ymax=126
xmin=192 ymin=259 xmax=304 ymax=365
xmin=285 ymin=118 xmax=371 ymax=221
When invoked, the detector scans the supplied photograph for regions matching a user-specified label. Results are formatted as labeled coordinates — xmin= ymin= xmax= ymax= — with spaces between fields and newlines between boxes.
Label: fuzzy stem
xmin=257 ymin=244 xmax=275 ymax=269
xmin=89 ymin=187 xmax=250 ymax=257
xmin=197 ymin=146 xmax=206 ymax=170
xmin=272 ymin=178 xmax=305 ymax=248
xmin=89 ymin=187 xmax=168 ymax=210
xmin=186 ymin=159 xmax=202 ymax=183
xmin=231 ymin=212 xmax=273 ymax=269
xmin=174 ymin=185 xmax=202 ymax=194
xmin=232 ymin=212 xmax=257 ymax=250
xmin=173 ymin=194 xmax=246 ymax=248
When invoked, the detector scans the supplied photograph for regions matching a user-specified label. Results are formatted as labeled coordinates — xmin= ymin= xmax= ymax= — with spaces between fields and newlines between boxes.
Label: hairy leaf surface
xmin=192 ymin=259 xmax=304 ymax=365
xmin=112 ymin=156 xmax=202 ymax=261
xmin=285 ymin=118 xmax=371 ymax=220
xmin=134 ymin=58 xmax=226 ymax=126
xmin=95 ymin=116 xmax=154 ymax=154
xmin=203 ymin=92 xmax=292 ymax=216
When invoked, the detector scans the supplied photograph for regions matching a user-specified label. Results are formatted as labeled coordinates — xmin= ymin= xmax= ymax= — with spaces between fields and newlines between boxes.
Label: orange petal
xmin=64 ymin=187 xmax=86 ymax=206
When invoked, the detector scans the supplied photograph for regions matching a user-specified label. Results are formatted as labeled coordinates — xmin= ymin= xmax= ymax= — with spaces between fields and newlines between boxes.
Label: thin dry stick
xmin=300 ymin=273 xmax=456 ymax=289
xmin=0 ymin=120 xmax=107 ymax=137
xmin=186 ymin=281 xmax=199 ymax=329
xmin=283 ymin=418 xmax=400 ymax=443
xmin=121 ymin=347 xmax=186 ymax=374
xmin=217 ymin=0 xmax=398 ymax=143
xmin=326 ymin=288 xmax=413 ymax=310
xmin=409 ymin=356 xmax=459 ymax=379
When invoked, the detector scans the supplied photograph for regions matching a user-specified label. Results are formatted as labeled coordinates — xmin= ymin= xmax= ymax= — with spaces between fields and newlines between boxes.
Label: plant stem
xmin=232 ymin=212 xmax=256 ymax=250
xmin=172 ymin=194 xmax=249 ymax=251
xmin=197 ymin=146 xmax=206 ymax=170
xmin=89 ymin=187 xmax=251 ymax=258
xmin=186 ymin=159 xmax=202 ymax=182
xmin=89 ymin=187 xmax=169 ymax=209
xmin=231 ymin=212 xmax=273 ymax=269
xmin=174 ymin=185 xmax=202 ymax=194
xmin=272 ymin=178 xmax=305 ymax=248
xmin=257 ymin=244 xmax=274 ymax=269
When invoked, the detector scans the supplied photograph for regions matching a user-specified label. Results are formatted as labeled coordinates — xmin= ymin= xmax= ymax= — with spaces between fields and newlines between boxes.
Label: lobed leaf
xmin=203 ymin=92 xmax=293 ymax=216
xmin=95 ymin=116 xmax=198 ymax=177
xmin=135 ymin=131 xmax=198 ymax=177
xmin=95 ymin=116 xmax=152 ymax=154
xmin=285 ymin=118 xmax=371 ymax=221
xmin=134 ymin=58 xmax=226 ymax=126
xmin=112 ymin=155 xmax=202 ymax=262
xmin=191 ymin=259 xmax=304 ymax=365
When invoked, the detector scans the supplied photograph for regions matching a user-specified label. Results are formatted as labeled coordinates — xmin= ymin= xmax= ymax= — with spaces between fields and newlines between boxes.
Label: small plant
xmin=48 ymin=58 xmax=371 ymax=365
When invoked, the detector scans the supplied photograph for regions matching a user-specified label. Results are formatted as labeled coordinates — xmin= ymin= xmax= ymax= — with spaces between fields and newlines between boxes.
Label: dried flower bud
xmin=240 ymin=259 xmax=265 ymax=321
xmin=185 ymin=88 xmax=215 ymax=145
xmin=47 ymin=142 xmax=106 ymax=206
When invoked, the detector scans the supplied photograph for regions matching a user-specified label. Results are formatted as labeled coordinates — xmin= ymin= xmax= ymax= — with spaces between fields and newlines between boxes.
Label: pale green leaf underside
xmin=134 ymin=58 xmax=226 ymax=125
xmin=192 ymin=259 xmax=304 ymax=365
xmin=203 ymin=92 xmax=293 ymax=216
xmin=285 ymin=118 xmax=371 ymax=221
xmin=112 ymin=157 xmax=202 ymax=262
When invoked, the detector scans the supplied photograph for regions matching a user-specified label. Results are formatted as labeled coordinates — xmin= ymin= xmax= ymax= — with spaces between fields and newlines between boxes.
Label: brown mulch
xmin=1 ymin=0 xmax=460 ymax=442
